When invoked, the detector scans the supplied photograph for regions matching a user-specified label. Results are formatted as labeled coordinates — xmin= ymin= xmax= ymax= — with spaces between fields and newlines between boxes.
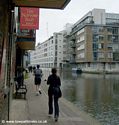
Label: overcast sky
xmin=36 ymin=0 xmax=119 ymax=45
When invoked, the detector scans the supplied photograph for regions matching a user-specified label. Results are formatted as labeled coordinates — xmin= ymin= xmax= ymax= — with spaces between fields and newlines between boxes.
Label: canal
xmin=60 ymin=71 xmax=119 ymax=125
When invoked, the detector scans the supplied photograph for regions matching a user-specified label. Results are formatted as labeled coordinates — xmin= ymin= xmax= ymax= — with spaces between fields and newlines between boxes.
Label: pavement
xmin=9 ymin=73 xmax=102 ymax=125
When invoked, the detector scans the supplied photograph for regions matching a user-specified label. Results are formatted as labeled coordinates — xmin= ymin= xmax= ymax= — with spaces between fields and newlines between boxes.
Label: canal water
xmin=60 ymin=71 xmax=119 ymax=125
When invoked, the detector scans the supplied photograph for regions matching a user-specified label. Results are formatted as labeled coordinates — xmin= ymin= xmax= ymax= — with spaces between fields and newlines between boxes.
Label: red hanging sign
xmin=20 ymin=7 xmax=39 ymax=29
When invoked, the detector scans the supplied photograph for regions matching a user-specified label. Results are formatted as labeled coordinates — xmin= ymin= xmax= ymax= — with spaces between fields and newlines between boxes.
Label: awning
xmin=12 ymin=0 xmax=71 ymax=9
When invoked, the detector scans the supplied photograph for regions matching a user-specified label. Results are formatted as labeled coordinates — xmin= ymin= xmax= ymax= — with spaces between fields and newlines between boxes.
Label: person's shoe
xmin=39 ymin=91 xmax=42 ymax=94
xmin=55 ymin=116 xmax=58 ymax=122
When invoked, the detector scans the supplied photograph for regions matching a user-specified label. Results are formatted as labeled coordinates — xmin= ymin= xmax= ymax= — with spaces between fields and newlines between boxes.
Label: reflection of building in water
xmin=75 ymin=74 xmax=114 ymax=108
xmin=72 ymin=72 xmax=77 ymax=79
xmin=113 ymin=80 xmax=119 ymax=96
xmin=61 ymin=72 xmax=119 ymax=125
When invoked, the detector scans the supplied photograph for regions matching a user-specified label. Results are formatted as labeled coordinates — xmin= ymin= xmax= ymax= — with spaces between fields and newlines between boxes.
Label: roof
xmin=12 ymin=0 xmax=71 ymax=9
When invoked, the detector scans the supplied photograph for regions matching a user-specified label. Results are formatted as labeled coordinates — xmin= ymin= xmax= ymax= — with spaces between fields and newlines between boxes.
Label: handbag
xmin=53 ymin=87 xmax=62 ymax=98
xmin=58 ymin=87 xmax=62 ymax=98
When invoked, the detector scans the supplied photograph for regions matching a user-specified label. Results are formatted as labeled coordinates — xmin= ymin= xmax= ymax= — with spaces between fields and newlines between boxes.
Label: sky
xmin=36 ymin=0 xmax=119 ymax=45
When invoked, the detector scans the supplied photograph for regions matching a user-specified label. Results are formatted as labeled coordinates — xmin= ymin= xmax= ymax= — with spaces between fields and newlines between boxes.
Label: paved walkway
xmin=9 ymin=73 xmax=102 ymax=125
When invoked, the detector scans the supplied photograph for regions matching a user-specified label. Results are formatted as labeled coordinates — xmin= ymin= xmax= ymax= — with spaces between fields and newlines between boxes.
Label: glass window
xmin=93 ymin=52 xmax=97 ymax=61
xmin=98 ymin=52 xmax=104 ymax=58
xmin=107 ymin=27 xmax=112 ymax=33
xmin=93 ymin=43 xmax=98 ymax=50
xmin=99 ymin=35 xmax=104 ymax=41
xmin=112 ymin=28 xmax=118 ymax=34
xmin=108 ymin=35 xmax=112 ymax=41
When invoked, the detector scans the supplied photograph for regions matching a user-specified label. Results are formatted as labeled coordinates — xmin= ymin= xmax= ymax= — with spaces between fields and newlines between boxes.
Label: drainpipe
xmin=7 ymin=1 xmax=14 ymax=120
xmin=103 ymin=62 xmax=106 ymax=74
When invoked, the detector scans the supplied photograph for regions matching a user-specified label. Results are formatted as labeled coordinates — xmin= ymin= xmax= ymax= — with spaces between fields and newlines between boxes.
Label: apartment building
xmin=30 ymin=32 xmax=67 ymax=68
xmin=67 ymin=9 xmax=119 ymax=73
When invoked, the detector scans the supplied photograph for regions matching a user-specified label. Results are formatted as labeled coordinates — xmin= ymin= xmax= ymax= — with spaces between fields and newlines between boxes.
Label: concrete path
xmin=9 ymin=73 xmax=102 ymax=125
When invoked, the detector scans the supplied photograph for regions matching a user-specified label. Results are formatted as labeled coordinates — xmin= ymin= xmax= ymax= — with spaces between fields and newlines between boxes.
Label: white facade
xmin=92 ymin=8 xmax=106 ymax=24
xmin=30 ymin=32 xmax=66 ymax=68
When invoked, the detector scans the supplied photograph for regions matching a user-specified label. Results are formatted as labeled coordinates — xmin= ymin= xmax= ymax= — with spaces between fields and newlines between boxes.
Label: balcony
xmin=70 ymin=49 xmax=76 ymax=55
xmin=70 ymin=36 xmax=76 ymax=41
xmin=70 ymin=43 xmax=76 ymax=48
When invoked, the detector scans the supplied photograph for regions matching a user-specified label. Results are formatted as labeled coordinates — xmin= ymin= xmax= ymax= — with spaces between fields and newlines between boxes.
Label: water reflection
xmin=61 ymin=71 xmax=119 ymax=125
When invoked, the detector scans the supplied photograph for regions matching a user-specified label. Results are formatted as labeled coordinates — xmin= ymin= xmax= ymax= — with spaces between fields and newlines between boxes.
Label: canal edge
xmin=60 ymin=97 xmax=102 ymax=125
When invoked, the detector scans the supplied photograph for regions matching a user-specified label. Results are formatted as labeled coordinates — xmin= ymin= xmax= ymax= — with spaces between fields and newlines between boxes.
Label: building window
xmin=93 ymin=52 xmax=97 ymax=61
xmin=93 ymin=43 xmax=98 ymax=50
xmin=113 ymin=52 xmax=119 ymax=61
xmin=98 ymin=43 xmax=104 ymax=49
xmin=107 ymin=52 xmax=113 ymax=58
xmin=112 ymin=28 xmax=118 ymax=34
xmin=99 ymin=35 xmax=104 ymax=41
xmin=55 ymin=45 xmax=57 ymax=50
xmin=107 ymin=27 xmax=112 ymax=33
xmin=55 ymin=51 xmax=57 ymax=56
xmin=98 ymin=52 xmax=104 ymax=58
xmin=55 ymin=57 xmax=57 ymax=61
xmin=88 ymin=62 xmax=90 ymax=67
xmin=55 ymin=39 xmax=57 ymax=44
xmin=113 ymin=35 xmax=118 ymax=43
xmin=108 ymin=35 xmax=112 ymax=41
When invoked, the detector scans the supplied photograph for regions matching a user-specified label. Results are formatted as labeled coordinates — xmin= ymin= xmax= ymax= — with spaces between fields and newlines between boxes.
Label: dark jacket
xmin=47 ymin=74 xmax=61 ymax=96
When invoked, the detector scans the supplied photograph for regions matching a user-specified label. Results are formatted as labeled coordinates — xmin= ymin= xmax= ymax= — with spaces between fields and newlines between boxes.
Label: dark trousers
xmin=48 ymin=95 xmax=59 ymax=117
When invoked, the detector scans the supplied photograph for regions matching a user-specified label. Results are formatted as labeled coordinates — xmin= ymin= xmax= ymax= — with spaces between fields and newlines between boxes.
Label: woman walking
xmin=47 ymin=68 xmax=62 ymax=122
